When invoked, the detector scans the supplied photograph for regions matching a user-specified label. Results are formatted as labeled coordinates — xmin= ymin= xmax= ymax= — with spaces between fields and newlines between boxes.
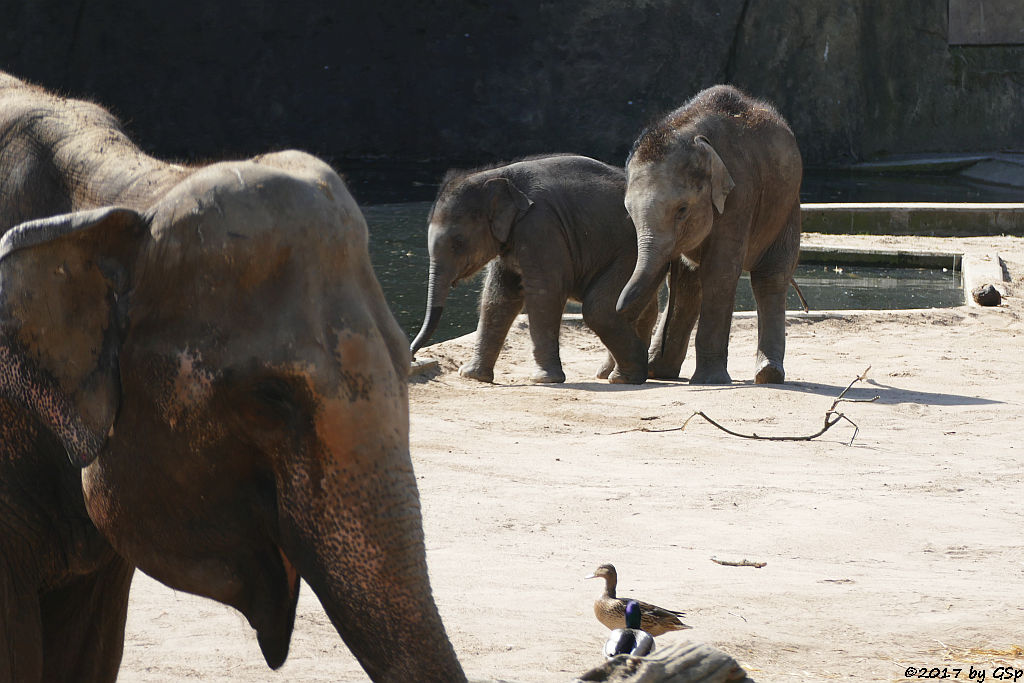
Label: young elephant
xmin=410 ymin=154 xmax=658 ymax=384
xmin=617 ymin=85 xmax=802 ymax=384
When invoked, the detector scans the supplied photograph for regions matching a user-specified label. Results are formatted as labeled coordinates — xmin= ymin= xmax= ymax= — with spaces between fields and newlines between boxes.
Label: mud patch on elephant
xmin=165 ymin=348 xmax=215 ymax=429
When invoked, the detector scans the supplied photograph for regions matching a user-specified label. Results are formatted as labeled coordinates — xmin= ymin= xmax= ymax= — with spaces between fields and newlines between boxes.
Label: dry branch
xmin=617 ymin=367 xmax=878 ymax=445
xmin=711 ymin=557 xmax=767 ymax=568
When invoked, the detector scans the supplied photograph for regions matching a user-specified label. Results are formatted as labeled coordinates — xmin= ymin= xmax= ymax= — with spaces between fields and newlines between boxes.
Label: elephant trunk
xmin=661 ymin=257 xmax=682 ymax=358
xmin=617 ymin=235 xmax=670 ymax=314
xmin=271 ymin=318 xmax=465 ymax=682
xmin=278 ymin=423 xmax=465 ymax=681
xmin=410 ymin=260 xmax=453 ymax=356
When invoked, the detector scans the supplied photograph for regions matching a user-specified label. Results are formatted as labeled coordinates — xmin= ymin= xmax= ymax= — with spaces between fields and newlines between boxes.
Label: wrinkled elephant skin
xmin=619 ymin=85 xmax=802 ymax=384
xmin=0 ymin=72 xmax=465 ymax=682
xmin=410 ymin=154 xmax=658 ymax=384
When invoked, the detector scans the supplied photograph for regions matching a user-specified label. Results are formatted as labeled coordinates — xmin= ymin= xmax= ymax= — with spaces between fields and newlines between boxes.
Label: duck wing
xmin=634 ymin=598 xmax=686 ymax=619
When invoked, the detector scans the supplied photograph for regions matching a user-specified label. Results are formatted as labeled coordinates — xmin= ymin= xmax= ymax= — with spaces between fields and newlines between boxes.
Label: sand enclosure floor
xmin=119 ymin=233 xmax=1024 ymax=682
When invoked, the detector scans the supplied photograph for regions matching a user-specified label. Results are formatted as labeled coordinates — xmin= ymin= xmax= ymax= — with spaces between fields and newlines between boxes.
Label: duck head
xmin=624 ymin=600 xmax=642 ymax=629
xmin=585 ymin=563 xmax=619 ymax=596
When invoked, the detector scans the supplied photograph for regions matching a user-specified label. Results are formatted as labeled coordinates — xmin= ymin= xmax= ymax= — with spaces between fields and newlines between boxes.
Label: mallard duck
xmin=603 ymin=600 xmax=656 ymax=658
xmin=586 ymin=563 xmax=691 ymax=636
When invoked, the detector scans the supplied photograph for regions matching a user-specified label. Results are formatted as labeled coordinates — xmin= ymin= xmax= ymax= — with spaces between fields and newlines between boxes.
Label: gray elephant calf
xmin=410 ymin=154 xmax=658 ymax=384
xmin=618 ymin=85 xmax=802 ymax=384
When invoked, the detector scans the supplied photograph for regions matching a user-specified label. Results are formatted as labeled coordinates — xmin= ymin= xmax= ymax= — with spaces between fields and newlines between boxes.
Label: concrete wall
xmin=2 ymin=1 xmax=1022 ymax=168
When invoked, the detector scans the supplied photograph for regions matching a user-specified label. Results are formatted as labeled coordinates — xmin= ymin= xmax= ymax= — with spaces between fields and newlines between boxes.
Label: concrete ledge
xmin=798 ymin=244 xmax=961 ymax=269
xmin=802 ymin=202 xmax=1024 ymax=237
xmin=962 ymin=253 xmax=1009 ymax=307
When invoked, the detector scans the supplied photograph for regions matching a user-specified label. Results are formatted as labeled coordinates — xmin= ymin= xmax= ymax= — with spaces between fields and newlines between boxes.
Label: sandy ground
xmin=118 ymin=233 xmax=1024 ymax=682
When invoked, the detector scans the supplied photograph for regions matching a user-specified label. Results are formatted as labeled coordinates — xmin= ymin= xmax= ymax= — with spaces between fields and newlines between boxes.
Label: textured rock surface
xmin=972 ymin=283 xmax=1002 ymax=305
xmin=2 ymin=1 xmax=1021 ymax=168
xmin=574 ymin=641 xmax=752 ymax=683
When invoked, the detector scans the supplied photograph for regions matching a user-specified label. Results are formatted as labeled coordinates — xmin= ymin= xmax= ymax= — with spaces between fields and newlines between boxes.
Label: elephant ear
xmin=0 ymin=207 xmax=146 ymax=467
xmin=484 ymin=177 xmax=533 ymax=244
xmin=694 ymin=135 xmax=735 ymax=214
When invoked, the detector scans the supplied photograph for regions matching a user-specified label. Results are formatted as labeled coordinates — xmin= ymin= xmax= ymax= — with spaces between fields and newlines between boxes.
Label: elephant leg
xmin=0 ymin=572 xmax=43 ymax=682
xmin=39 ymin=556 xmax=134 ymax=683
xmin=750 ymin=269 xmax=790 ymax=384
xmin=691 ymin=252 xmax=742 ymax=385
xmin=523 ymin=290 xmax=567 ymax=384
xmin=460 ymin=261 xmax=524 ymax=383
xmin=750 ymin=205 xmax=800 ymax=384
xmin=596 ymin=297 xmax=655 ymax=380
xmin=635 ymin=294 xmax=660 ymax=348
xmin=583 ymin=280 xmax=648 ymax=385
xmin=649 ymin=262 xmax=701 ymax=379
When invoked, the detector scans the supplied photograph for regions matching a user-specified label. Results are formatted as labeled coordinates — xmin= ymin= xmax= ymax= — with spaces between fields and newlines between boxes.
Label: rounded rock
xmin=972 ymin=284 xmax=1002 ymax=306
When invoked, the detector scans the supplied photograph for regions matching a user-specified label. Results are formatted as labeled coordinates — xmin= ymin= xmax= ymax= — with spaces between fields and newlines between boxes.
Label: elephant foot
xmin=754 ymin=359 xmax=785 ymax=384
xmin=595 ymin=357 xmax=615 ymax=380
xmin=529 ymin=368 xmax=565 ymax=384
xmin=647 ymin=356 xmax=682 ymax=380
xmin=689 ymin=366 xmax=732 ymax=385
xmin=608 ymin=369 xmax=647 ymax=385
xmin=458 ymin=363 xmax=494 ymax=383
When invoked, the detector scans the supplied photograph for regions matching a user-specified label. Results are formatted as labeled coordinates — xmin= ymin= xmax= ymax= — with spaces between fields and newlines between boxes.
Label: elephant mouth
xmin=252 ymin=546 xmax=302 ymax=669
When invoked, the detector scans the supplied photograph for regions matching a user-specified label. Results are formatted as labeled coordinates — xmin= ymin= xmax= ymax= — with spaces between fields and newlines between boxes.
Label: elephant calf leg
xmin=524 ymin=295 xmax=567 ymax=383
xmin=596 ymin=352 xmax=616 ymax=380
xmin=649 ymin=264 xmax=700 ymax=380
xmin=750 ymin=269 xmax=790 ymax=385
xmin=690 ymin=272 xmax=740 ymax=385
xmin=461 ymin=262 xmax=524 ymax=383
xmin=583 ymin=300 xmax=648 ymax=385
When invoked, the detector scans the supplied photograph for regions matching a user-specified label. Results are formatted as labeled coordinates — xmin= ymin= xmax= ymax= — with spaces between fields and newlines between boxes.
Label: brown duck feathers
xmin=586 ymin=563 xmax=691 ymax=637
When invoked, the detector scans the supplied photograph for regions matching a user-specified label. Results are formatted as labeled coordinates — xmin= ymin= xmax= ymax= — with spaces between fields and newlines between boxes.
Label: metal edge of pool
xmin=801 ymin=202 xmax=1024 ymax=237
xmin=798 ymin=244 xmax=961 ymax=269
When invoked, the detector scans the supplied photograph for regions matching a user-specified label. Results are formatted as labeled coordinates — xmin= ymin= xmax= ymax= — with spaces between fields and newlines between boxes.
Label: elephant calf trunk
xmin=410 ymin=306 xmax=443 ymax=356
xmin=617 ymin=240 xmax=670 ymax=315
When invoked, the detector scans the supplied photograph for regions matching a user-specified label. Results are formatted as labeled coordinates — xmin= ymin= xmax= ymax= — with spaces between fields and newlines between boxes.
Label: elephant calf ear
xmin=694 ymin=135 xmax=735 ymax=214
xmin=0 ymin=207 xmax=145 ymax=467
xmin=484 ymin=177 xmax=533 ymax=244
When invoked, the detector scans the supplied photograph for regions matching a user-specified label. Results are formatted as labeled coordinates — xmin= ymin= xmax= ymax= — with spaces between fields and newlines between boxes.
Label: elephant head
xmin=0 ymin=152 xmax=465 ymax=682
xmin=409 ymin=171 xmax=532 ymax=354
xmin=616 ymin=134 xmax=734 ymax=314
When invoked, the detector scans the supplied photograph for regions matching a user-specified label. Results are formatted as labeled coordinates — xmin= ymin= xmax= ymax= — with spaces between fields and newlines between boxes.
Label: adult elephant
xmin=0 ymin=73 xmax=465 ymax=682
xmin=409 ymin=154 xmax=658 ymax=384
xmin=617 ymin=85 xmax=802 ymax=385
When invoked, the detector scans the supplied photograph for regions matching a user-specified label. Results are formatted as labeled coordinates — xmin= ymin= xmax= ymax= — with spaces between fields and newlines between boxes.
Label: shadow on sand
xmin=500 ymin=375 xmax=1001 ymax=408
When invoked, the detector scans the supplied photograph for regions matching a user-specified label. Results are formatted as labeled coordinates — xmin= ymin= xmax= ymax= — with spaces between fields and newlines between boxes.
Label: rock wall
xmin=2 ymin=1 xmax=1021 ymax=169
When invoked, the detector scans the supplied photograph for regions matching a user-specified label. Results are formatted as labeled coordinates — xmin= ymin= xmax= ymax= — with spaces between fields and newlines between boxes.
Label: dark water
xmin=345 ymin=159 xmax=1023 ymax=206
xmin=363 ymin=202 xmax=964 ymax=345
xmin=800 ymin=170 xmax=1023 ymax=203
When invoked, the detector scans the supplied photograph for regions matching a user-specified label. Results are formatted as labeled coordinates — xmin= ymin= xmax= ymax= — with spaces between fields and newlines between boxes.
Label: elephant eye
xmin=253 ymin=378 xmax=297 ymax=417
xmin=450 ymin=235 xmax=467 ymax=254
xmin=675 ymin=204 xmax=689 ymax=220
